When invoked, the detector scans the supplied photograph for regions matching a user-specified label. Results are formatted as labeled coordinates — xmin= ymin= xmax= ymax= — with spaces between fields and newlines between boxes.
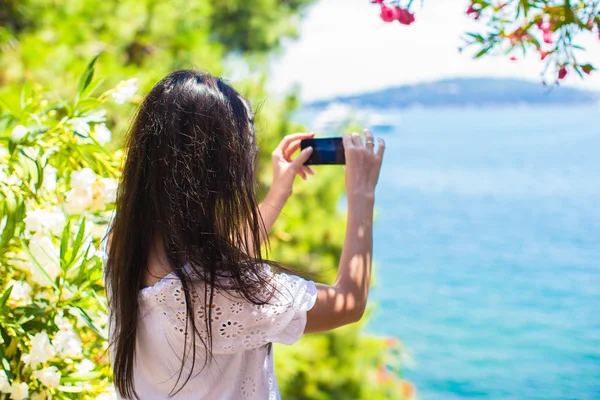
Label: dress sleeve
xmin=208 ymin=269 xmax=318 ymax=354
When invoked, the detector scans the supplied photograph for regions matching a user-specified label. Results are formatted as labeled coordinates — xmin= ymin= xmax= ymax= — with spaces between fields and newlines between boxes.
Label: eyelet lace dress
xmin=118 ymin=267 xmax=317 ymax=399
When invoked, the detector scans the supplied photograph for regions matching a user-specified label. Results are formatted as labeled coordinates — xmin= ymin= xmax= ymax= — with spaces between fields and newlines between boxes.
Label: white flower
xmin=99 ymin=178 xmax=118 ymax=204
xmin=5 ymin=174 xmax=21 ymax=186
xmin=71 ymin=168 xmax=97 ymax=195
xmin=32 ymin=367 xmax=61 ymax=389
xmin=65 ymin=168 xmax=97 ymax=214
xmin=10 ymin=125 xmax=28 ymax=142
xmin=42 ymin=165 xmax=57 ymax=192
xmin=30 ymin=392 xmax=47 ymax=400
xmin=7 ymin=382 xmax=28 ymax=400
xmin=21 ymin=332 xmax=55 ymax=369
xmin=7 ymin=280 xmax=32 ymax=306
xmin=93 ymin=124 xmax=112 ymax=146
xmin=64 ymin=191 xmax=91 ymax=215
xmin=75 ymin=359 xmax=95 ymax=374
xmin=96 ymin=388 xmax=118 ymax=400
xmin=24 ymin=208 xmax=65 ymax=236
xmin=28 ymin=234 xmax=61 ymax=287
xmin=111 ymin=78 xmax=138 ymax=104
xmin=69 ymin=118 xmax=91 ymax=135
xmin=0 ymin=370 xmax=9 ymax=392
xmin=54 ymin=313 xmax=74 ymax=331
xmin=53 ymin=329 xmax=82 ymax=358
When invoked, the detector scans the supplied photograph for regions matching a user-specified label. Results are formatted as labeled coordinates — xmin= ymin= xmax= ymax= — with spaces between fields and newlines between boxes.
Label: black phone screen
xmin=300 ymin=138 xmax=345 ymax=165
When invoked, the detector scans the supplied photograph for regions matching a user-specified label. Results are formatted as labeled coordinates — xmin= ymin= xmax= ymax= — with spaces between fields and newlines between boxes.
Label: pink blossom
xmin=371 ymin=0 xmax=385 ymax=3
xmin=466 ymin=4 xmax=481 ymax=19
xmin=543 ymin=30 xmax=553 ymax=44
xmin=397 ymin=8 xmax=415 ymax=25
xmin=380 ymin=4 xmax=398 ymax=23
xmin=509 ymin=56 xmax=518 ymax=61
xmin=558 ymin=67 xmax=568 ymax=80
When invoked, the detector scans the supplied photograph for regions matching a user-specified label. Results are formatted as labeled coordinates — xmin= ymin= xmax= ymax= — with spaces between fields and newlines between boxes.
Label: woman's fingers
xmin=350 ymin=132 xmax=363 ymax=147
xmin=342 ymin=133 xmax=354 ymax=149
xmin=283 ymin=139 xmax=303 ymax=160
xmin=376 ymin=138 xmax=386 ymax=160
xmin=275 ymin=132 xmax=315 ymax=156
xmin=290 ymin=146 xmax=313 ymax=169
xmin=364 ymin=129 xmax=375 ymax=152
xmin=303 ymin=166 xmax=315 ymax=176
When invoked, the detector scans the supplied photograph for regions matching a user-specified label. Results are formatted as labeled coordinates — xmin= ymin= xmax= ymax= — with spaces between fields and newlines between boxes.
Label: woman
xmin=105 ymin=70 xmax=385 ymax=399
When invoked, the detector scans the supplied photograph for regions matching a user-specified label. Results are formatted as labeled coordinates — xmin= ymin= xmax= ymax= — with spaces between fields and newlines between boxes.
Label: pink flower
xmin=380 ymin=4 xmax=398 ymax=23
xmin=466 ymin=4 xmax=481 ymax=19
xmin=587 ymin=20 xmax=594 ymax=29
xmin=543 ymin=30 xmax=553 ymax=44
xmin=371 ymin=0 xmax=385 ymax=3
xmin=397 ymin=7 xmax=415 ymax=25
xmin=558 ymin=67 xmax=568 ymax=80
xmin=509 ymin=56 xmax=518 ymax=61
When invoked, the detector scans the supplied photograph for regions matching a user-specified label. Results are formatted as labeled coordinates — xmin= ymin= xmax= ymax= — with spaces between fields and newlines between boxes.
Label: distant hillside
xmin=308 ymin=78 xmax=600 ymax=109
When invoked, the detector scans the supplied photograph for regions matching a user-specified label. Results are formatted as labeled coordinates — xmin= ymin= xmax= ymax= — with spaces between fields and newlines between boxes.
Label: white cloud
xmin=270 ymin=0 xmax=600 ymax=101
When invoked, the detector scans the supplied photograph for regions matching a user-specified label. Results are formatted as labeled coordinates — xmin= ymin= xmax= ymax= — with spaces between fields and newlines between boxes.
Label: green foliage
xmin=0 ymin=0 xmax=409 ymax=398
xmin=0 ymin=65 xmax=122 ymax=398
xmin=460 ymin=0 xmax=600 ymax=82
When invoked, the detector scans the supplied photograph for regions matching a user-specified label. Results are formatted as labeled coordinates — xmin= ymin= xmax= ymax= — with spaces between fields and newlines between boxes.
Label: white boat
xmin=366 ymin=112 xmax=397 ymax=134
xmin=313 ymin=102 xmax=354 ymax=133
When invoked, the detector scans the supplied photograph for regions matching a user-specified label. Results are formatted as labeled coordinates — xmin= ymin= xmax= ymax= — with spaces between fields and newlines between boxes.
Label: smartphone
xmin=300 ymin=137 xmax=345 ymax=165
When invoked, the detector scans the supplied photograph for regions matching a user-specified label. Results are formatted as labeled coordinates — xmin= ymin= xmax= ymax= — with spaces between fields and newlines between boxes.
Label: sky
xmin=269 ymin=0 xmax=600 ymax=101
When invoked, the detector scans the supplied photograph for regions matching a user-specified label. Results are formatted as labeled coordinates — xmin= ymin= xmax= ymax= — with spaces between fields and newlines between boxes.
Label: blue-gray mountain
xmin=308 ymin=78 xmax=599 ymax=108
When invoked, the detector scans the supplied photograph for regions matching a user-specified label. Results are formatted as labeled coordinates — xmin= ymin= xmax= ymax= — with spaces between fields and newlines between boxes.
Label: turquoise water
xmin=367 ymin=105 xmax=600 ymax=399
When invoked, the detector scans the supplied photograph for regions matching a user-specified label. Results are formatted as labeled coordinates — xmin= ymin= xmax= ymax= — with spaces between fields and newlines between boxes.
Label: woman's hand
xmin=269 ymin=132 xmax=315 ymax=200
xmin=342 ymin=130 xmax=385 ymax=202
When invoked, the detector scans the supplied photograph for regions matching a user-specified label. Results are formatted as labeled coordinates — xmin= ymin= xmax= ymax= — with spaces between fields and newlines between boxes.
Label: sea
xmin=357 ymin=104 xmax=600 ymax=400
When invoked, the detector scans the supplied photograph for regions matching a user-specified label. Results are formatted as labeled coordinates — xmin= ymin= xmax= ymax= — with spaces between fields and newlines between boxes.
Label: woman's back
xmin=130 ymin=267 xmax=316 ymax=399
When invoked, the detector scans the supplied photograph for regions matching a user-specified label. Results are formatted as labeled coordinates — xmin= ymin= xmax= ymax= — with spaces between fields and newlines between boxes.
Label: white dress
xmin=118 ymin=268 xmax=317 ymax=399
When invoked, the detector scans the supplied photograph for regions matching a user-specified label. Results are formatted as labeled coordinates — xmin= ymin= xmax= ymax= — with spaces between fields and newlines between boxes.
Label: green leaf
xmin=0 ymin=97 xmax=21 ymax=118
xmin=69 ymin=217 xmax=87 ymax=264
xmin=0 ymin=285 xmax=14 ymax=309
xmin=20 ymin=80 xmax=33 ymax=111
xmin=474 ymin=45 xmax=494 ymax=59
xmin=75 ymin=55 xmax=100 ymax=104
xmin=62 ymin=371 xmax=102 ymax=382
xmin=70 ymin=306 xmax=106 ymax=339
xmin=60 ymin=218 xmax=72 ymax=266
xmin=0 ymin=191 xmax=19 ymax=247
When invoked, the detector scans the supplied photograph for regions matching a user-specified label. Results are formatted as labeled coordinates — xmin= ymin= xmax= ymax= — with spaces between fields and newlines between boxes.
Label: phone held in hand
xmin=300 ymin=137 xmax=345 ymax=165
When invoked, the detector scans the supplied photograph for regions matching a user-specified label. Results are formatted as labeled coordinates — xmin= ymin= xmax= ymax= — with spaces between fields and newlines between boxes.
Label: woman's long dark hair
xmin=105 ymin=70 xmax=277 ymax=399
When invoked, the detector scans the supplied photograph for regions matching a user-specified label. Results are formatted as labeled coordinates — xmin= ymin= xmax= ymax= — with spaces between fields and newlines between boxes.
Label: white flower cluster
xmin=0 ymin=377 xmax=29 ymax=400
xmin=7 ymin=280 xmax=32 ymax=306
xmin=93 ymin=123 xmax=112 ymax=146
xmin=42 ymin=165 xmax=57 ymax=192
xmin=111 ymin=78 xmax=138 ymax=104
xmin=65 ymin=168 xmax=118 ymax=215
xmin=21 ymin=209 xmax=64 ymax=287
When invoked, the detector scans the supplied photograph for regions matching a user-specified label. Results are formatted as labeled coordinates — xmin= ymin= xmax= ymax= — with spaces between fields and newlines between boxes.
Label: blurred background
xmin=1 ymin=0 xmax=599 ymax=399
